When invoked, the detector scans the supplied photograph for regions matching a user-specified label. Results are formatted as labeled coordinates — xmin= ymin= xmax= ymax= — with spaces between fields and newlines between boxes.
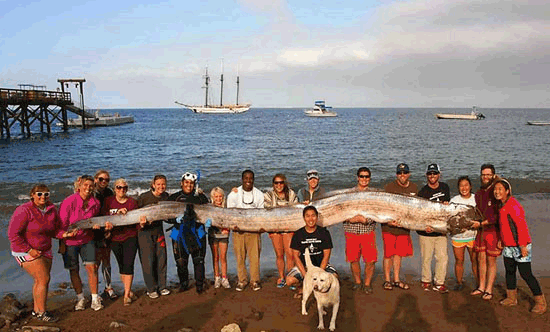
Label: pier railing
xmin=0 ymin=88 xmax=72 ymax=105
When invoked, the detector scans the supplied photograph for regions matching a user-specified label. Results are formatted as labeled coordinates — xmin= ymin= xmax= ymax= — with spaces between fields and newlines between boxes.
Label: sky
xmin=1 ymin=0 xmax=549 ymax=108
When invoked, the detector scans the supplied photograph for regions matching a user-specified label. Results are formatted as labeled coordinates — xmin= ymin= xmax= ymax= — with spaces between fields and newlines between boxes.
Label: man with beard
xmin=470 ymin=164 xmax=501 ymax=301
xmin=382 ymin=163 xmax=417 ymax=291
xmin=417 ymin=164 xmax=451 ymax=293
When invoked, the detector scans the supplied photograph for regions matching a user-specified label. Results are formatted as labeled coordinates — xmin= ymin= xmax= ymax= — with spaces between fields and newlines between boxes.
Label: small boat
xmin=176 ymin=62 xmax=251 ymax=114
xmin=435 ymin=106 xmax=485 ymax=120
xmin=58 ymin=111 xmax=134 ymax=127
xmin=304 ymin=100 xmax=338 ymax=117
xmin=527 ymin=121 xmax=550 ymax=126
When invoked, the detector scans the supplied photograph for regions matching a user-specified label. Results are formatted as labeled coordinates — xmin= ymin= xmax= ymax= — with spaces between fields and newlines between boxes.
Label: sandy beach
xmin=4 ymin=272 xmax=547 ymax=332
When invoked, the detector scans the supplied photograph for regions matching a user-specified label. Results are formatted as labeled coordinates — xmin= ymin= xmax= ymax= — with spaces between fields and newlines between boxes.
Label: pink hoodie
xmin=57 ymin=193 xmax=100 ymax=246
xmin=8 ymin=201 xmax=61 ymax=253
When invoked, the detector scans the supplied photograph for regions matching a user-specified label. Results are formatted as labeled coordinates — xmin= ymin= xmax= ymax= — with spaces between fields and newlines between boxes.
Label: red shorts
xmin=474 ymin=230 xmax=502 ymax=257
xmin=382 ymin=232 xmax=413 ymax=258
xmin=345 ymin=232 xmax=377 ymax=263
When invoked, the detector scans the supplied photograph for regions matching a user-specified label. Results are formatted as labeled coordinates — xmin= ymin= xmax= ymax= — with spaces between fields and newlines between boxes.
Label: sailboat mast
xmin=236 ymin=76 xmax=240 ymax=105
xmin=219 ymin=59 xmax=224 ymax=106
xmin=203 ymin=66 xmax=210 ymax=107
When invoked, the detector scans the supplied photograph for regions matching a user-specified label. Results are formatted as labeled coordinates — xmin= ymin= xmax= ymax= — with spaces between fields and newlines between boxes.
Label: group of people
xmin=7 ymin=164 xmax=547 ymax=323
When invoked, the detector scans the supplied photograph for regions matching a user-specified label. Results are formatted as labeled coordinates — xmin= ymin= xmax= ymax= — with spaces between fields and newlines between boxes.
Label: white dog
xmin=301 ymin=248 xmax=340 ymax=331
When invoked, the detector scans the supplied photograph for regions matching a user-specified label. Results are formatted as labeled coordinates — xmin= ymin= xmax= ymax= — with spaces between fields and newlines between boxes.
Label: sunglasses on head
xmin=36 ymin=192 xmax=50 ymax=197
xmin=358 ymin=175 xmax=370 ymax=179
xmin=115 ymin=186 xmax=128 ymax=190
xmin=98 ymin=177 xmax=110 ymax=182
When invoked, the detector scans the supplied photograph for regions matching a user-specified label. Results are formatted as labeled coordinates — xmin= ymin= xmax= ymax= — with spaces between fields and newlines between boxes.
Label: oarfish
xmin=67 ymin=191 xmax=481 ymax=234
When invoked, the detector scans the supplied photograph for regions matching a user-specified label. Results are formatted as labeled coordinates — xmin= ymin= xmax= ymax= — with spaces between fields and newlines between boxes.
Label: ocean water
xmin=1 ymin=107 xmax=550 ymax=297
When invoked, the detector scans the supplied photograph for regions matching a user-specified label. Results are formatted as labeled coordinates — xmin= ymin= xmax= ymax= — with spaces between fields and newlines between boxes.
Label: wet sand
xmin=8 ymin=273 xmax=550 ymax=332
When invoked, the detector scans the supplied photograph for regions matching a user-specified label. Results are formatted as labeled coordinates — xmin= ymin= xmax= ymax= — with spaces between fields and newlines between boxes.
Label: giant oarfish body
xmin=67 ymin=191 xmax=480 ymax=234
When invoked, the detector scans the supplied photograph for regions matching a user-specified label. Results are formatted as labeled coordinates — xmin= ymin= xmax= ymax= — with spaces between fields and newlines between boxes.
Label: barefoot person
xmin=169 ymin=172 xmax=209 ymax=294
xmin=494 ymin=179 xmax=547 ymax=314
xmin=343 ymin=167 xmax=377 ymax=294
xmin=208 ymin=187 xmax=231 ymax=289
xmin=264 ymin=174 xmax=298 ymax=288
xmin=227 ymin=170 xmax=265 ymax=292
xmin=8 ymin=184 xmax=62 ymax=322
xmin=137 ymin=175 xmax=171 ymax=298
xmin=286 ymin=206 xmax=337 ymax=293
xmin=101 ymin=178 xmax=139 ymax=306
xmin=417 ymin=164 xmax=451 ymax=293
xmin=58 ymin=175 xmax=103 ymax=311
xmin=382 ymin=163 xmax=416 ymax=291
xmin=471 ymin=164 xmax=502 ymax=301
xmin=450 ymin=176 xmax=478 ymax=291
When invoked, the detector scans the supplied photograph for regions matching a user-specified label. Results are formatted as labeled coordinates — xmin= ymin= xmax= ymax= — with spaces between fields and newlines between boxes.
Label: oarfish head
xmin=447 ymin=205 xmax=482 ymax=235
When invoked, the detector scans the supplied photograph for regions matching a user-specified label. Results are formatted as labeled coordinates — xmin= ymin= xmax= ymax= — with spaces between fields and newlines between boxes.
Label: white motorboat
xmin=435 ymin=106 xmax=485 ymax=120
xmin=176 ymin=63 xmax=251 ymax=114
xmin=304 ymin=100 xmax=338 ymax=117
xmin=58 ymin=111 xmax=134 ymax=127
xmin=527 ymin=121 xmax=550 ymax=126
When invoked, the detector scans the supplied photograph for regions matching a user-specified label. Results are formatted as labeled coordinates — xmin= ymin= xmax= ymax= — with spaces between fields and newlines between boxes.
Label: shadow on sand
xmin=382 ymin=293 xmax=431 ymax=332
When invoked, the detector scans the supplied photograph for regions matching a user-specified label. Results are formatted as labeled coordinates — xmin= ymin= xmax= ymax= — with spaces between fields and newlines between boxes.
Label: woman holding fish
xmin=101 ymin=178 xmax=139 ymax=306
xmin=8 ymin=184 xmax=62 ymax=322
xmin=264 ymin=173 xmax=299 ymax=288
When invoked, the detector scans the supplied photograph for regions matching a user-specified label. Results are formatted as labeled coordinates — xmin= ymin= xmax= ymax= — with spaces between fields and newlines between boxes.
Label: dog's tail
xmin=305 ymin=247 xmax=314 ymax=269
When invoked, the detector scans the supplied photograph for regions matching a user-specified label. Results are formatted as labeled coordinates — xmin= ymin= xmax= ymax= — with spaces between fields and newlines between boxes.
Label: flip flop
xmin=482 ymin=292 xmax=493 ymax=300
xmin=471 ymin=288 xmax=484 ymax=296
xmin=393 ymin=281 xmax=410 ymax=290
xmin=383 ymin=281 xmax=393 ymax=290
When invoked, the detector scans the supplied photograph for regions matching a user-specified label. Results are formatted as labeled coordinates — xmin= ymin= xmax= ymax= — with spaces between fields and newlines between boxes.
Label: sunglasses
xmin=273 ymin=181 xmax=285 ymax=185
xmin=98 ymin=177 xmax=110 ymax=182
xmin=115 ymin=186 xmax=128 ymax=190
xmin=427 ymin=172 xmax=439 ymax=176
xmin=358 ymin=175 xmax=371 ymax=179
xmin=36 ymin=192 xmax=50 ymax=197
xmin=397 ymin=171 xmax=409 ymax=175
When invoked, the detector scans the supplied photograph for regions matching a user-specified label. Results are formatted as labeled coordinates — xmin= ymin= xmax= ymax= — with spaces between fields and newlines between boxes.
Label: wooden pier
xmin=0 ymin=79 xmax=95 ymax=138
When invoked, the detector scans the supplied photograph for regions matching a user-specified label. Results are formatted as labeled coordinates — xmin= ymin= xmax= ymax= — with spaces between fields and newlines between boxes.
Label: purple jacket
xmin=57 ymin=193 xmax=100 ymax=246
xmin=8 ymin=201 xmax=61 ymax=253
xmin=475 ymin=183 xmax=499 ymax=231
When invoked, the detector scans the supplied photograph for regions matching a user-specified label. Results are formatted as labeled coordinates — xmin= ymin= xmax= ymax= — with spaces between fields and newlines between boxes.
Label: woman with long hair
xmin=264 ymin=174 xmax=298 ymax=288
xmin=494 ymin=179 xmax=546 ymax=314
xmin=208 ymin=187 xmax=231 ymax=289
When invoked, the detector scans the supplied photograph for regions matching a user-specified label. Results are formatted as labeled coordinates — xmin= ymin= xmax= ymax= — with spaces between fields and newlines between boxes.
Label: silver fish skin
xmin=67 ymin=191 xmax=480 ymax=235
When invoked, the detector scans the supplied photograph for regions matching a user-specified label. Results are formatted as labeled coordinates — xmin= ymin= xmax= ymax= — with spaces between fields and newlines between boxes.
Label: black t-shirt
xmin=290 ymin=226 xmax=333 ymax=267
xmin=417 ymin=182 xmax=450 ymax=236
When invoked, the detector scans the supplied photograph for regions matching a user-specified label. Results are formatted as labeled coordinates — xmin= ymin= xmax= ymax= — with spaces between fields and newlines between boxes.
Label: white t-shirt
xmin=227 ymin=186 xmax=265 ymax=209
xmin=450 ymin=194 xmax=477 ymax=242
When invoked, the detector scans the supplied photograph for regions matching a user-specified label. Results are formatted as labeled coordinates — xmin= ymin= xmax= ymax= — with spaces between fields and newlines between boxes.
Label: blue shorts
xmin=503 ymin=243 xmax=532 ymax=263
xmin=62 ymin=241 xmax=97 ymax=270
xmin=286 ymin=264 xmax=337 ymax=282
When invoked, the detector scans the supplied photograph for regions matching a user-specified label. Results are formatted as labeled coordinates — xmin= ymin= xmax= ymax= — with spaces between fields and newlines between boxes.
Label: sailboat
xmin=175 ymin=63 xmax=251 ymax=114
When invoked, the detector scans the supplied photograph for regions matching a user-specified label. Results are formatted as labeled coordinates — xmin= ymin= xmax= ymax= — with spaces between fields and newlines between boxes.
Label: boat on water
xmin=57 ymin=111 xmax=134 ymax=127
xmin=304 ymin=100 xmax=338 ymax=117
xmin=435 ymin=106 xmax=485 ymax=120
xmin=175 ymin=63 xmax=251 ymax=114
xmin=527 ymin=121 xmax=550 ymax=126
